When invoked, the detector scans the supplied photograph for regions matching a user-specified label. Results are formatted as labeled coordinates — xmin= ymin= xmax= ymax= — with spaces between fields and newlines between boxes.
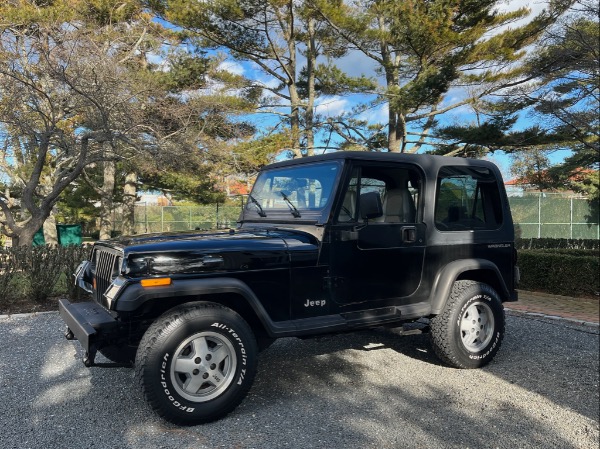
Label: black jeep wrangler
xmin=59 ymin=151 xmax=519 ymax=424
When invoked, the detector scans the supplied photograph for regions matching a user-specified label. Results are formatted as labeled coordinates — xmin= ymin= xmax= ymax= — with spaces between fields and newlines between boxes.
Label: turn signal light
xmin=140 ymin=278 xmax=172 ymax=287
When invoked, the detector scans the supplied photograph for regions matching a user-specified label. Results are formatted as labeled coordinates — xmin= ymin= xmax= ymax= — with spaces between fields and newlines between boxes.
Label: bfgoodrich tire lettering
xmin=135 ymin=302 xmax=257 ymax=425
xmin=430 ymin=280 xmax=505 ymax=369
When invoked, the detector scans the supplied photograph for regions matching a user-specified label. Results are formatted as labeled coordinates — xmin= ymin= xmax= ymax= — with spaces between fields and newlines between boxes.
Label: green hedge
xmin=516 ymin=238 xmax=599 ymax=250
xmin=518 ymin=249 xmax=600 ymax=297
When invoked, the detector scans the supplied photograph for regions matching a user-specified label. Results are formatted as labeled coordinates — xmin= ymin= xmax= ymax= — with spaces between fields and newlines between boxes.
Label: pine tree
xmin=313 ymin=0 xmax=573 ymax=152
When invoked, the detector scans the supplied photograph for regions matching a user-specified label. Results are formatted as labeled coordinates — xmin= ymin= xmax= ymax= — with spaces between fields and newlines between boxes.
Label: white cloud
xmin=325 ymin=51 xmax=381 ymax=81
xmin=493 ymin=0 xmax=550 ymax=34
xmin=218 ymin=60 xmax=245 ymax=76
xmin=358 ymin=103 xmax=388 ymax=124
xmin=498 ymin=0 xmax=548 ymax=15
xmin=256 ymin=76 xmax=281 ymax=90
xmin=147 ymin=52 xmax=171 ymax=72
xmin=314 ymin=96 xmax=351 ymax=117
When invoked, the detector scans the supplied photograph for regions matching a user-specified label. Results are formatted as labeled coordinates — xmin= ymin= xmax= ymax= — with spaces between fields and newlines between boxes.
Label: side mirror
xmin=359 ymin=191 xmax=383 ymax=220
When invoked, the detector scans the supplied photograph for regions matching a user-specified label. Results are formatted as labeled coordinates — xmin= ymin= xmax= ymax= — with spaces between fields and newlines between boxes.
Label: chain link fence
xmin=131 ymin=202 xmax=244 ymax=234
xmin=126 ymin=193 xmax=598 ymax=239
xmin=507 ymin=192 xmax=599 ymax=239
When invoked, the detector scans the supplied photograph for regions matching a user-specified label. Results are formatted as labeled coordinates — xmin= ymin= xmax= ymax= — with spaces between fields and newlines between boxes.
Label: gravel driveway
xmin=0 ymin=311 xmax=598 ymax=449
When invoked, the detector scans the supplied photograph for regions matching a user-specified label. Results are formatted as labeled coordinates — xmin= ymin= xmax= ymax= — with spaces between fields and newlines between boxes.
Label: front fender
xmin=115 ymin=277 xmax=281 ymax=335
xmin=429 ymin=259 xmax=511 ymax=315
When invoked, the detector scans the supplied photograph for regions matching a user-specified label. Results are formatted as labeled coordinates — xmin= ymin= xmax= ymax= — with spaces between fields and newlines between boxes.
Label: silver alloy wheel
xmin=459 ymin=301 xmax=495 ymax=352
xmin=170 ymin=331 xmax=237 ymax=402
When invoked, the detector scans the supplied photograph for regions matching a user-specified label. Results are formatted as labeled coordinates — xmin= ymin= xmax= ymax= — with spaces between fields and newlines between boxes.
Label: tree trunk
xmin=282 ymin=1 xmax=302 ymax=158
xmin=121 ymin=171 xmax=138 ymax=236
xmin=305 ymin=17 xmax=317 ymax=157
xmin=378 ymin=14 xmax=402 ymax=153
xmin=16 ymin=217 xmax=45 ymax=247
xmin=43 ymin=209 xmax=59 ymax=245
xmin=388 ymin=111 xmax=400 ymax=152
xmin=289 ymin=86 xmax=302 ymax=157
xmin=99 ymin=159 xmax=116 ymax=240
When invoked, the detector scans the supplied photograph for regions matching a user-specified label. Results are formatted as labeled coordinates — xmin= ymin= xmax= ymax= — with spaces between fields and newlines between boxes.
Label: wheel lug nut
xmin=195 ymin=357 xmax=201 ymax=364
xmin=193 ymin=369 xmax=199 ymax=375
xmin=210 ymin=363 xmax=216 ymax=370
xmin=205 ymin=354 xmax=212 ymax=361
xmin=202 ymin=373 xmax=209 ymax=379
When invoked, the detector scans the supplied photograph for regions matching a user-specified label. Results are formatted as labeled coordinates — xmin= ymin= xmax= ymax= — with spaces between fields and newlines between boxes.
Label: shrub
xmin=518 ymin=249 xmax=600 ymax=297
xmin=516 ymin=238 xmax=600 ymax=250
xmin=0 ymin=244 xmax=89 ymax=306
xmin=0 ymin=249 xmax=19 ymax=302
xmin=16 ymin=246 xmax=65 ymax=302
xmin=58 ymin=245 xmax=91 ymax=299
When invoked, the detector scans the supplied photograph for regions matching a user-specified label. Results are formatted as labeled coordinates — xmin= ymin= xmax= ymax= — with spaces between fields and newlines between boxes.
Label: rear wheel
xmin=135 ymin=302 xmax=257 ymax=424
xmin=430 ymin=280 xmax=505 ymax=369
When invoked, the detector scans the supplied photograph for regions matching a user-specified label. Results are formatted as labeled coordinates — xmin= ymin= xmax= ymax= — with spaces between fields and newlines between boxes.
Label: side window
xmin=435 ymin=166 xmax=503 ymax=231
xmin=360 ymin=178 xmax=386 ymax=197
xmin=336 ymin=165 xmax=421 ymax=224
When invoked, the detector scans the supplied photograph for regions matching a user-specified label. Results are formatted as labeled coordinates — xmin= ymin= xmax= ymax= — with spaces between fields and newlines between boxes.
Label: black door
xmin=328 ymin=163 xmax=426 ymax=306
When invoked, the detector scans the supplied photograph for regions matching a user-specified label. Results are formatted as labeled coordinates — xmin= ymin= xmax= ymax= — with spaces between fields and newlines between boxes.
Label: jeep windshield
xmin=245 ymin=161 xmax=341 ymax=220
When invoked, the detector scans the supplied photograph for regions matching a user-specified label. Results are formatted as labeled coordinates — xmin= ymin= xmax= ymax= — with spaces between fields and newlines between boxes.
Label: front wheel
xmin=135 ymin=302 xmax=257 ymax=424
xmin=430 ymin=280 xmax=505 ymax=369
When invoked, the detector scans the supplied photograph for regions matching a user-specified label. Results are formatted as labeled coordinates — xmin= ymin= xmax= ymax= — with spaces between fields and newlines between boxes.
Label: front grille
xmin=93 ymin=248 xmax=122 ymax=308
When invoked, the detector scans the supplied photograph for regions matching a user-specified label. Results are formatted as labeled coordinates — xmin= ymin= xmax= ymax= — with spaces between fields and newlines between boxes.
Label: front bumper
xmin=58 ymin=298 xmax=118 ymax=366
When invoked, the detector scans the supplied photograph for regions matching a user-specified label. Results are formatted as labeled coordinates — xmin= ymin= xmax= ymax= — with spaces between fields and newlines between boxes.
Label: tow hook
xmin=82 ymin=347 xmax=97 ymax=367
xmin=64 ymin=327 xmax=75 ymax=341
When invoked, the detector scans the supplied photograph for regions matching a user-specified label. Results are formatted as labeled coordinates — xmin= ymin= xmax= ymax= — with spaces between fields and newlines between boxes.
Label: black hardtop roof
xmin=263 ymin=151 xmax=500 ymax=174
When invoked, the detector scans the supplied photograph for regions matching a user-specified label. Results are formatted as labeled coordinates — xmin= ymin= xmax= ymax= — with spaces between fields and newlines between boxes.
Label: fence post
xmin=161 ymin=206 xmax=164 ymax=232
xmin=189 ymin=206 xmax=192 ymax=231
xmin=216 ymin=203 xmax=220 ymax=229
xmin=538 ymin=193 xmax=542 ymax=238
xmin=570 ymin=197 xmax=573 ymax=239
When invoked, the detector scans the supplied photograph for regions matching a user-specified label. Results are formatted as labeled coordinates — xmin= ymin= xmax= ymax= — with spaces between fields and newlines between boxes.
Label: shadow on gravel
xmin=1 ymin=314 xmax=597 ymax=449
xmin=249 ymin=328 xmax=590 ymax=449
xmin=486 ymin=315 xmax=600 ymax=422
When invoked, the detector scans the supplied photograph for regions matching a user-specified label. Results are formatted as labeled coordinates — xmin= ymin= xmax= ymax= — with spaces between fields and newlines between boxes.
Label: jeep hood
xmin=96 ymin=228 xmax=319 ymax=276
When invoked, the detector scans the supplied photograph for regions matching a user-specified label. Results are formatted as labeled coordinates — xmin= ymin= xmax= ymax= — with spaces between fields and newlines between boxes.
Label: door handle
xmin=401 ymin=226 xmax=417 ymax=243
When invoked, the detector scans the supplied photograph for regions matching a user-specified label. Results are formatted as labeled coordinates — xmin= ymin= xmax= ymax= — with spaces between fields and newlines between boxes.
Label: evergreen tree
xmin=313 ymin=0 xmax=573 ymax=152
xmin=433 ymin=1 xmax=598 ymax=198
xmin=147 ymin=0 xmax=371 ymax=157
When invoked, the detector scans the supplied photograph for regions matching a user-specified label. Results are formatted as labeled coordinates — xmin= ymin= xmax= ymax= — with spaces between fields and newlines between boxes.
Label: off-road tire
xmin=430 ymin=280 xmax=505 ymax=369
xmin=135 ymin=302 xmax=257 ymax=425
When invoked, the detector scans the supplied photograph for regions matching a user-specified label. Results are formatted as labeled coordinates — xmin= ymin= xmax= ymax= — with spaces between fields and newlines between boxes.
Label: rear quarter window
xmin=435 ymin=166 xmax=503 ymax=231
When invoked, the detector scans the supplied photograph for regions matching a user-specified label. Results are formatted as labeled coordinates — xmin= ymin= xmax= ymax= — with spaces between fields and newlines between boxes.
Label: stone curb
xmin=505 ymin=308 xmax=599 ymax=328
xmin=0 ymin=310 xmax=57 ymax=320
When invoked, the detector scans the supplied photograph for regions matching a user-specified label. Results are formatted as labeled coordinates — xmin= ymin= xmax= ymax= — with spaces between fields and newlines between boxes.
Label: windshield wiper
xmin=248 ymin=194 xmax=266 ymax=217
xmin=280 ymin=191 xmax=301 ymax=218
